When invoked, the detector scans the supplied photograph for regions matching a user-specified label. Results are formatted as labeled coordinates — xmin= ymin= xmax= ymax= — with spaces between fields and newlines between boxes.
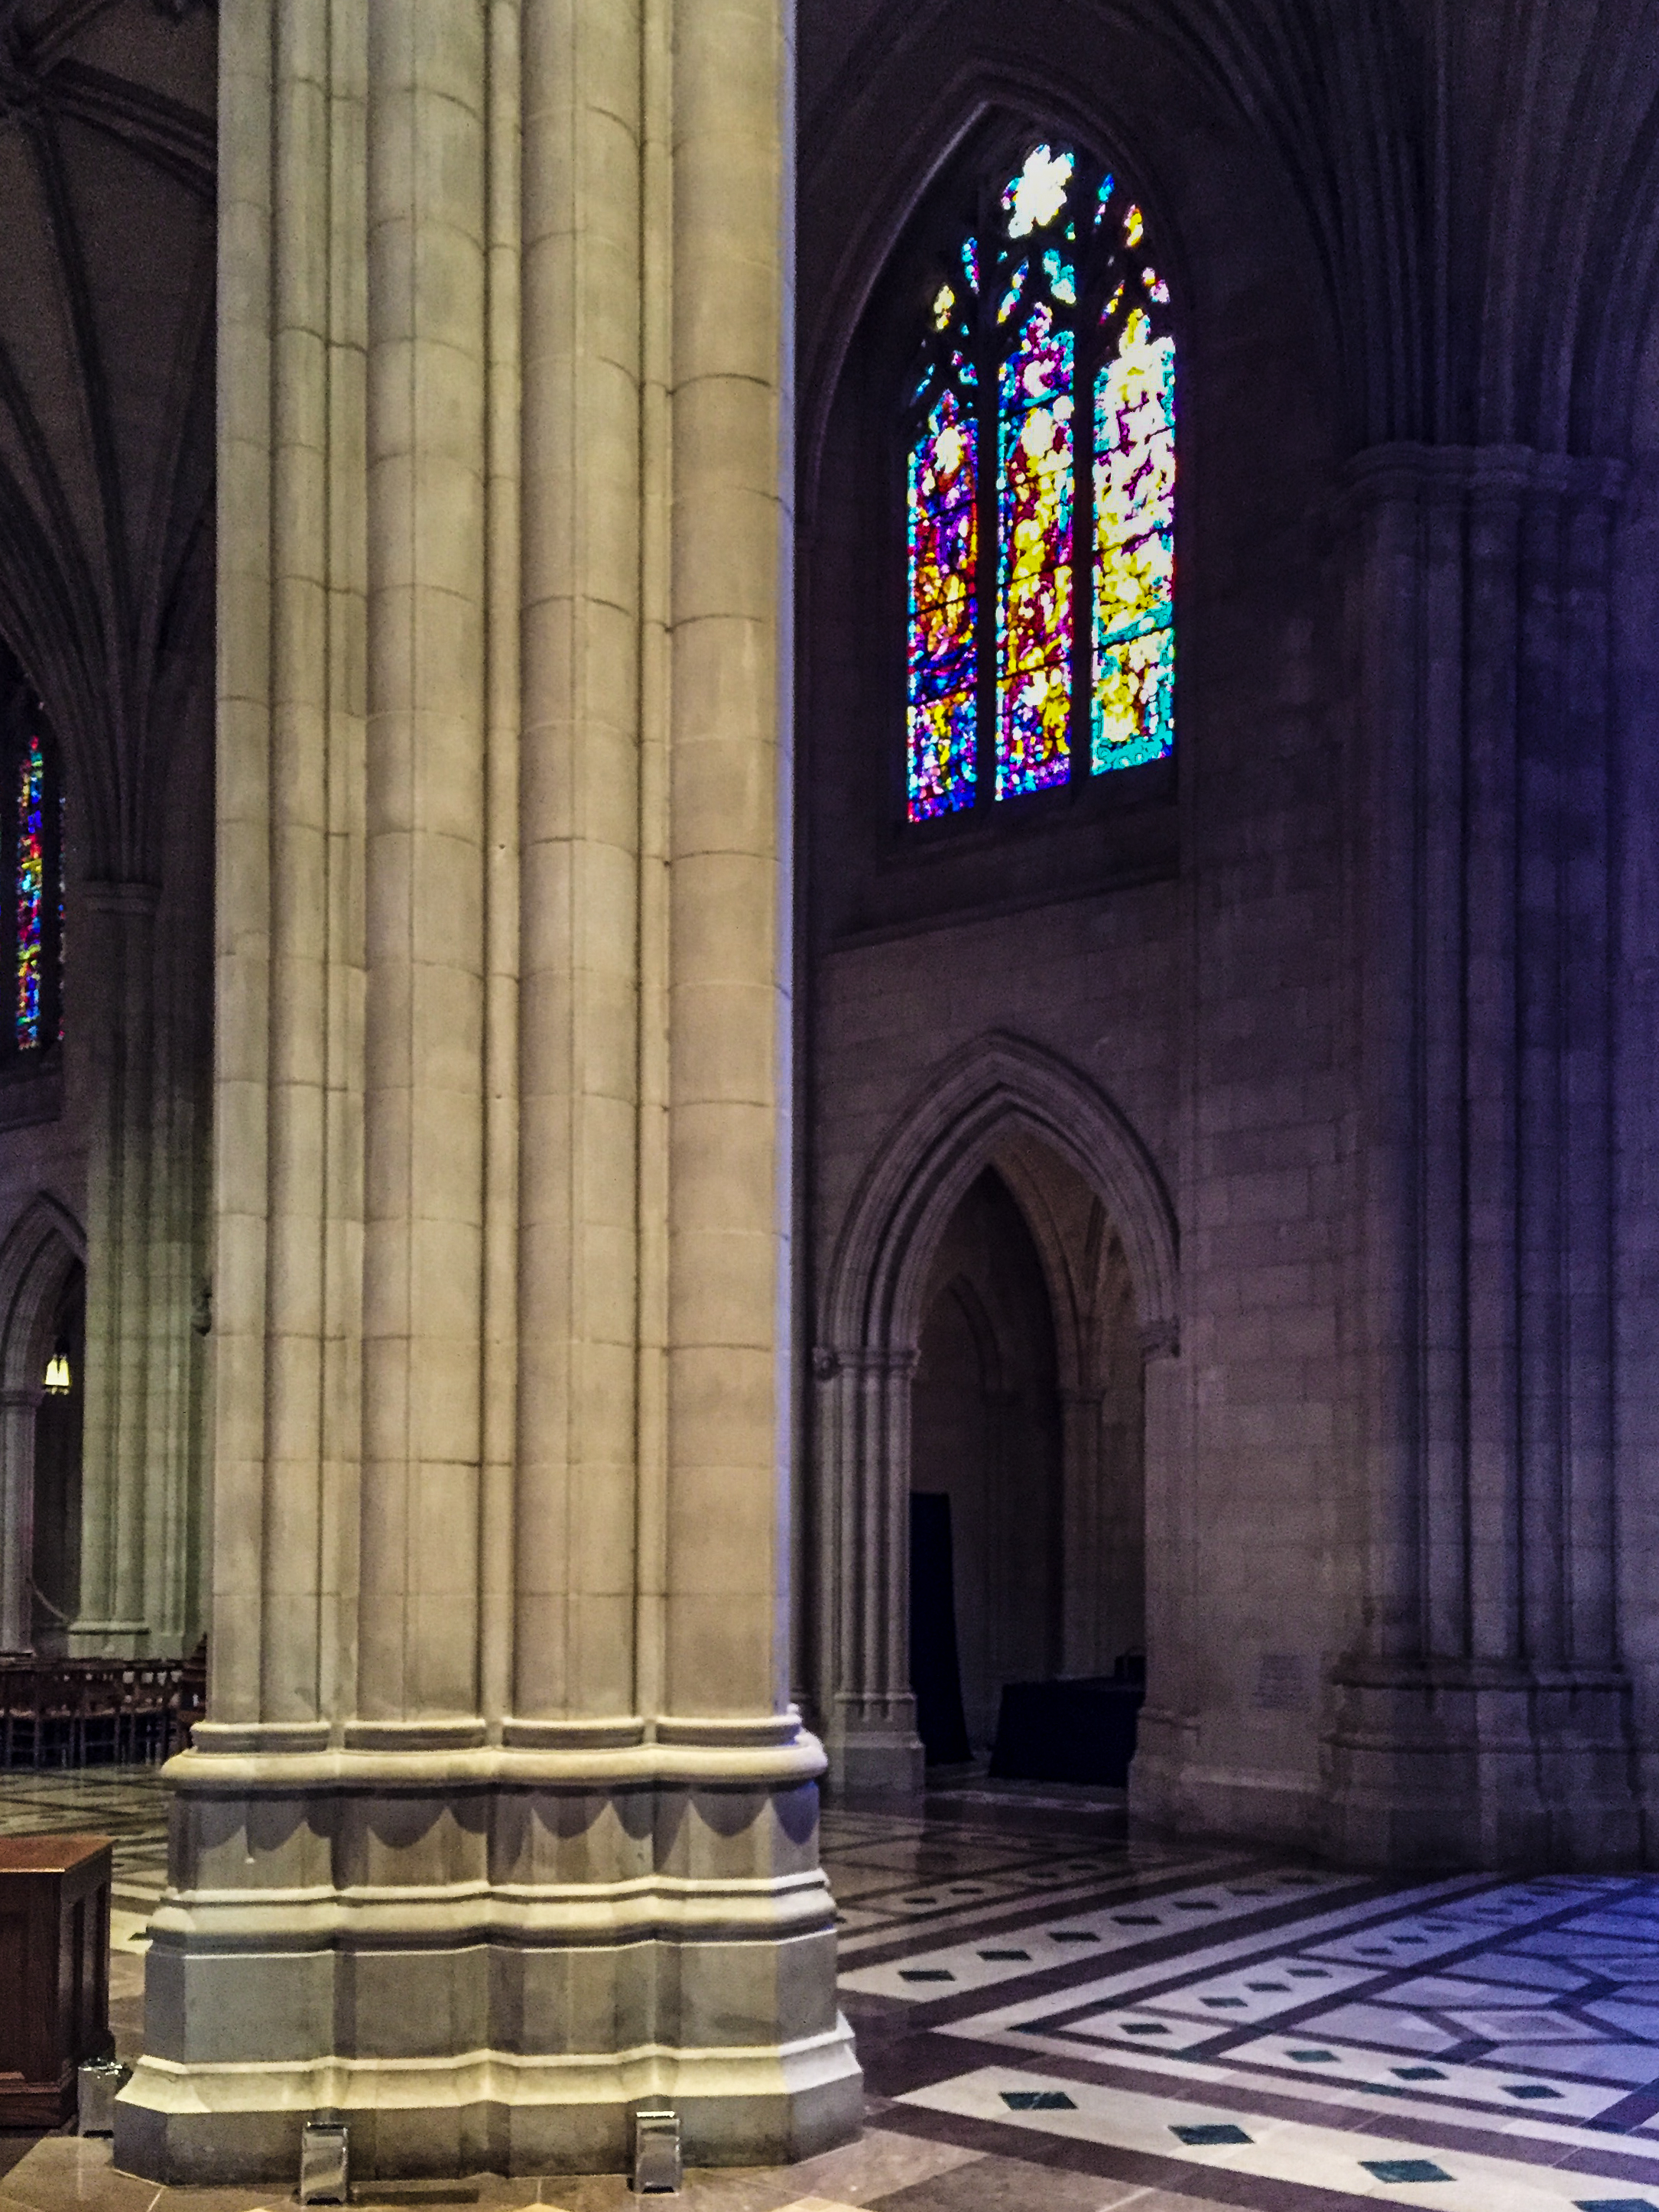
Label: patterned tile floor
xmin=7 ymin=1769 xmax=1659 ymax=2210
xmin=0 ymin=1767 xmax=170 ymax=1940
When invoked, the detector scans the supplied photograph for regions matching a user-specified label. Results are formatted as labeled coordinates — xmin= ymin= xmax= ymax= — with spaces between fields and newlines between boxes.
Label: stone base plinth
xmin=115 ymin=2038 xmax=861 ymax=2183
xmin=1131 ymin=1707 xmax=1324 ymax=1851
xmin=826 ymin=1695 xmax=925 ymax=1795
xmin=114 ymin=1725 xmax=863 ymax=2183
xmin=1132 ymin=1680 xmax=1644 ymax=1872
xmin=1322 ymin=1664 xmax=1642 ymax=1870
xmin=826 ymin=1732 xmax=925 ymax=1796
xmin=1125 ymin=1704 xmax=1200 ymax=1833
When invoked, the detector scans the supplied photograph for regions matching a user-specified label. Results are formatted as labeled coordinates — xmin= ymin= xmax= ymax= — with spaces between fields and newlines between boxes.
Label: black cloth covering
xmin=989 ymin=1674 xmax=1144 ymax=1785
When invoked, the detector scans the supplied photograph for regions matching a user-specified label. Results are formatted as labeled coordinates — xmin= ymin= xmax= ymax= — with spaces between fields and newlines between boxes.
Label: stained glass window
xmin=0 ymin=670 xmax=63 ymax=1060
xmin=16 ymin=728 xmax=42 ymax=1048
xmin=998 ymin=301 xmax=1074 ymax=797
xmin=903 ymin=144 xmax=1176 ymax=823
xmin=907 ymin=385 xmax=979 ymax=818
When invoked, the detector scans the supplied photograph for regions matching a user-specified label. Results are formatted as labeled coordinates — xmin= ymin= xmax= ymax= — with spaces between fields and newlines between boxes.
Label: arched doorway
xmin=0 ymin=1195 xmax=86 ymax=1654
xmin=814 ymin=1034 xmax=1174 ymax=1793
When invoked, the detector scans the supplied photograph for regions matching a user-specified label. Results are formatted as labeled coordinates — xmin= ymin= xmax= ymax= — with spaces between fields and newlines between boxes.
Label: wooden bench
xmin=0 ymin=1834 xmax=113 ymax=2126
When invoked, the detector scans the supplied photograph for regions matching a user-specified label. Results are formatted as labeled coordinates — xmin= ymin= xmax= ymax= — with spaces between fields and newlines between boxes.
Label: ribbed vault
xmin=0 ymin=0 xmax=214 ymax=877
xmin=800 ymin=0 xmax=1659 ymax=462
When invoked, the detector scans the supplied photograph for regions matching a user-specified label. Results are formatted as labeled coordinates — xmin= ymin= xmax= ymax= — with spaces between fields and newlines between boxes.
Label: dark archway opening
xmin=909 ymin=1167 xmax=1062 ymax=1759
xmin=31 ymin=1265 xmax=84 ymax=1653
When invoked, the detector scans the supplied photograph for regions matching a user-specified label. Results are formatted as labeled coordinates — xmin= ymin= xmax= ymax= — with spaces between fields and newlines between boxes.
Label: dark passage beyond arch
xmin=910 ymin=1167 xmax=1062 ymax=1755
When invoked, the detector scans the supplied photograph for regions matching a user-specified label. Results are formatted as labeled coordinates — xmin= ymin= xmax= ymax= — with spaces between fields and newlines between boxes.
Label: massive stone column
xmin=1324 ymin=444 xmax=1641 ymax=1869
xmin=116 ymin=0 xmax=859 ymax=2180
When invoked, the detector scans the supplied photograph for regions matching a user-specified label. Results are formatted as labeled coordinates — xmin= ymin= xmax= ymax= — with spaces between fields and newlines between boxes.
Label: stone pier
xmin=116 ymin=0 xmax=860 ymax=2179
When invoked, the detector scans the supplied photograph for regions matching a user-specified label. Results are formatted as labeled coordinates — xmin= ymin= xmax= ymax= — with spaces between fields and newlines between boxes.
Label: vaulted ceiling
xmin=0 ymin=0 xmax=214 ymax=879
xmin=3 ymin=0 xmax=1654 ymax=887
xmin=799 ymin=0 xmax=1659 ymax=460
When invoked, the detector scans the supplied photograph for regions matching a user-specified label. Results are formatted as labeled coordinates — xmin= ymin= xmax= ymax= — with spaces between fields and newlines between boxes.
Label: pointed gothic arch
xmin=0 ymin=1192 xmax=85 ymax=1650
xmin=824 ymin=1030 xmax=1177 ymax=1353
xmin=813 ymin=1031 xmax=1177 ymax=1789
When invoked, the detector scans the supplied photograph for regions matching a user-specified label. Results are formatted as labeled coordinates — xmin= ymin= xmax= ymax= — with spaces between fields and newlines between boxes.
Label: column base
xmin=114 ymin=1723 xmax=864 ymax=2183
xmin=1125 ymin=1704 xmax=1198 ymax=1830
xmin=826 ymin=1731 xmax=925 ymax=1795
xmin=1322 ymin=1662 xmax=1642 ymax=1869
xmin=826 ymin=1695 xmax=925 ymax=1795
xmin=116 ymin=2034 xmax=862 ymax=2182
xmin=1130 ymin=1707 xmax=1320 ymax=1849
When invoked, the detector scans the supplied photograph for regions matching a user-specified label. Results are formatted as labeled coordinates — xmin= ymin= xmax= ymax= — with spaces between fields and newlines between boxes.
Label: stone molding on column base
xmin=1125 ymin=1704 xmax=1196 ymax=1817
xmin=115 ymin=2029 xmax=860 ymax=2183
xmin=113 ymin=1735 xmax=863 ymax=2182
xmin=1322 ymin=1661 xmax=1642 ymax=1871
xmin=343 ymin=1721 xmax=491 ymax=1752
xmin=826 ymin=1693 xmax=924 ymax=1795
xmin=1131 ymin=1739 xmax=1321 ymax=1851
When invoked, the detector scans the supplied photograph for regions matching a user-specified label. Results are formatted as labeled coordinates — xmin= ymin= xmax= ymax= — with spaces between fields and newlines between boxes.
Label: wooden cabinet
xmin=0 ymin=1835 xmax=113 ymax=2126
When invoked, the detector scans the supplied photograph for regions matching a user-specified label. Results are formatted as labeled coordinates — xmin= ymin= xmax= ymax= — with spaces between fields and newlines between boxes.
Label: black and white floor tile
xmin=842 ymin=1798 xmax=1659 ymax=2209
xmin=0 ymin=1766 xmax=169 ymax=1939
xmin=8 ymin=1768 xmax=1659 ymax=2210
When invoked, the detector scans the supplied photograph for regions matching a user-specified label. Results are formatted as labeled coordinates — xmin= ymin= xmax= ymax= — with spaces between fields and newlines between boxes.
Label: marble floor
xmin=6 ymin=1771 xmax=1659 ymax=2211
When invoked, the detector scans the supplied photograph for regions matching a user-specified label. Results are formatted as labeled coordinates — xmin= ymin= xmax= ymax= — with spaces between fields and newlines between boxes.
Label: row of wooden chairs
xmin=0 ymin=1655 xmax=205 ymax=1768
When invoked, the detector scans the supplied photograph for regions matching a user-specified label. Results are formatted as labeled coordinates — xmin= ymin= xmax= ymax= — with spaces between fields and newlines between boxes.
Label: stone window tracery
xmin=905 ymin=143 xmax=1176 ymax=823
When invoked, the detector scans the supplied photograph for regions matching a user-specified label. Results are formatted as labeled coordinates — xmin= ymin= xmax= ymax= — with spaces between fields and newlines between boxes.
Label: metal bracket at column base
xmin=113 ymin=2028 xmax=863 ymax=2183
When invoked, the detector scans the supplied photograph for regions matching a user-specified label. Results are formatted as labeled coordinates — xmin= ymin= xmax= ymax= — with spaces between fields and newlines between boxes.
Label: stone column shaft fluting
xmin=1325 ymin=443 xmax=1638 ymax=1871
xmin=356 ymin=0 xmax=489 ymax=1734
xmin=117 ymin=0 xmax=859 ymax=2181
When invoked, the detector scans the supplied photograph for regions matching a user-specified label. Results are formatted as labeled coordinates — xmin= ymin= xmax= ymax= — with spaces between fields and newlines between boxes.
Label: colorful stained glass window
xmin=901 ymin=141 xmax=1176 ymax=823
xmin=998 ymin=301 xmax=1073 ymax=797
xmin=1093 ymin=305 xmax=1175 ymax=770
xmin=907 ymin=386 xmax=979 ymax=819
xmin=16 ymin=727 xmax=43 ymax=1048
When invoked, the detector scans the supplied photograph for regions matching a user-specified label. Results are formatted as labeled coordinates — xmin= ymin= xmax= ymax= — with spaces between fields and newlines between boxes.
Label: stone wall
xmin=797 ymin=0 xmax=1659 ymax=1868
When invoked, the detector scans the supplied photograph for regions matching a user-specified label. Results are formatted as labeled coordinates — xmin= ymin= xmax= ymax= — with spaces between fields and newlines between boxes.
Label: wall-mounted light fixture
xmin=43 ymin=1337 xmax=70 ymax=1395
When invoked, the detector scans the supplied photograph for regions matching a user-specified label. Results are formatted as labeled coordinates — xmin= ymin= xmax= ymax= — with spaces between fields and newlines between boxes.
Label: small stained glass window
xmin=16 ymin=727 xmax=44 ymax=1048
xmin=1093 ymin=303 xmax=1175 ymax=770
xmin=0 ymin=676 xmax=64 ymax=1058
xmin=907 ymin=386 xmax=979 ymax=818
xmin=902 ymin=142 xmax=1176 ymax=823
xmin=998 ymin=300 xmax=1074 ymax=797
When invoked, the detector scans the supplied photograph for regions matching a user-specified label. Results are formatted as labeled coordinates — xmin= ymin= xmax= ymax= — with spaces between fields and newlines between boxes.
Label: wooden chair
xmin=75 ymin=1663 xmax=122 ymax=1766
xmin=39 ymin=1661 xmax=99 ymax=1768
xmin=0 ymin=1662 xmax=40 ymax=1767
xmin=126 ymin=1661 xmax=177 ymax=1762
xmin=0 ymin=1651 xmax=201 ymax=1768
